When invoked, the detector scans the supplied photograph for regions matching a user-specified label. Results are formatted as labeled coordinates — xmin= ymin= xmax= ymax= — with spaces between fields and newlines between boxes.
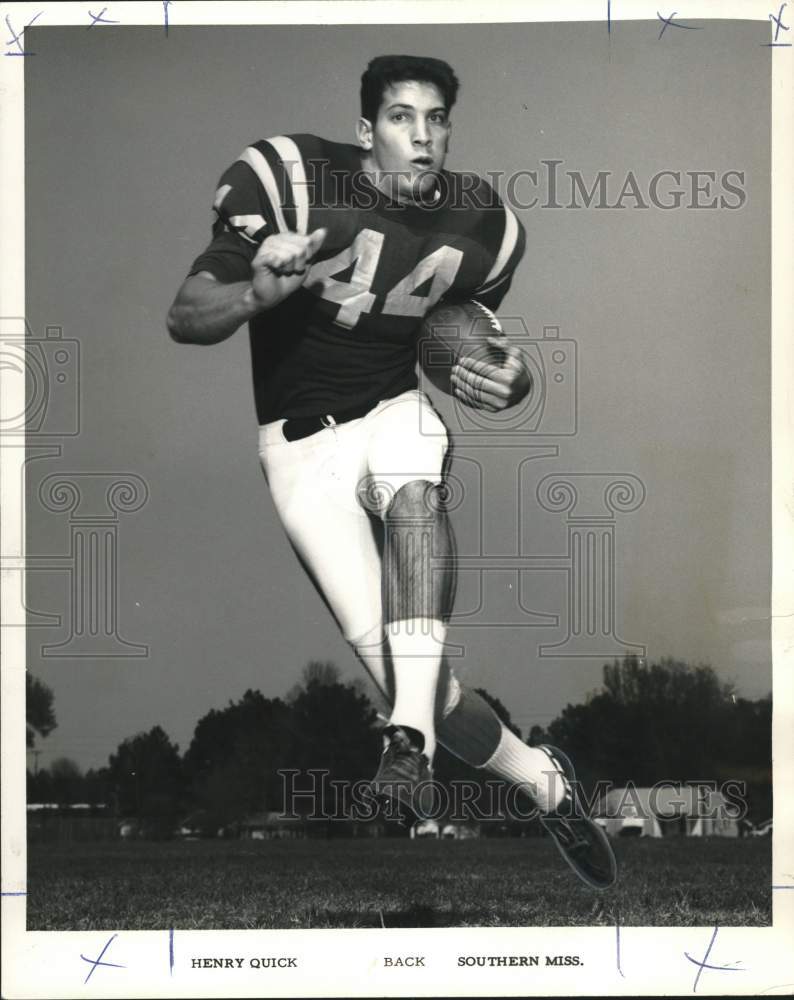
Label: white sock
xmin=481 ymin=728 xmax=566 ymax=812
xmin=387 ymin=617 xmax=446 ymax=761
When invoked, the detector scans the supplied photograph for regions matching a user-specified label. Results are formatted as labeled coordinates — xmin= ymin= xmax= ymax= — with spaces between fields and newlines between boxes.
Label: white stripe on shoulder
xmin=239 ymin=145 xmax=289 ymax=233
xmin=228 ymin=214 xmax=267 ymax=244
xmin=483 ymin=204 xmax=519 ymax=285
xmin=267 ymin=135 xmax=309 ymax=235
xmin=475 ymin=267 xmax=512 ymax=297
xmin=213 ymin=184 xmax=232 ymax=211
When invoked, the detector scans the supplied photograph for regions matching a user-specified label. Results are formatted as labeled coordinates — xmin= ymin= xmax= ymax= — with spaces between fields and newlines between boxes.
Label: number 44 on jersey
xmin=306 ymin=228 xmax=463 ymax=329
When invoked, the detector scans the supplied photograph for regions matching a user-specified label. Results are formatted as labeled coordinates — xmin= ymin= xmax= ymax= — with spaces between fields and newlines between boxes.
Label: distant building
xmin=349 ymin=819 xmax=388 ymax=838
xmin=411 ymin=818 xmax=440 ymax=839
xmin=410 ymin=818 xmax=481 ymax=840
xmin=239 ymin=812 xmax=306 ymax=840
xmin=599 ymin=786 xmax=740 ymax=838
xmin=28 ymin=802 xmax=105 ymax=812
xmin=441 ymin=821 xmax=480 ymax=840
xmin=27 ymin=803 xmax=116 ymax=842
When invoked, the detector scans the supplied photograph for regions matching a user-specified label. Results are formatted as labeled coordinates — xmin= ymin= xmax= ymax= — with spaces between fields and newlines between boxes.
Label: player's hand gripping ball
xmin=417 ymin=300 xmax=532 ymax=412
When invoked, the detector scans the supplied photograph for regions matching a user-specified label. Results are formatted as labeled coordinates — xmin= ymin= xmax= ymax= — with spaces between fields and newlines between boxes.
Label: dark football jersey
xmin=189 ymin=134 xmax=525 ymax=424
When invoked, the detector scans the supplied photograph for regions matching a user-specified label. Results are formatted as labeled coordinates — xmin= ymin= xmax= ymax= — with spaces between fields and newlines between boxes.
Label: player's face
xmin=360 ymin=81 xmax=451 ymax=203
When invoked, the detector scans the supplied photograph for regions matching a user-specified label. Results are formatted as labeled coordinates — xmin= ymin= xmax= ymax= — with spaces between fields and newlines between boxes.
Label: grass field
xmin=27 ymin=836 xmax=771 ymax=930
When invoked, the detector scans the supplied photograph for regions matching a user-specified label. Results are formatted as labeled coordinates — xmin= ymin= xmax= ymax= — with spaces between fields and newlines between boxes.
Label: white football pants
xmin=257 ymin=389 xmax=452 ymax=705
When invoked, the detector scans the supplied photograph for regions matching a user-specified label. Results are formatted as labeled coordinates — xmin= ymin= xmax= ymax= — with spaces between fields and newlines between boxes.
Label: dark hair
xmin=360 ymin=55 xmax=460 ymax=123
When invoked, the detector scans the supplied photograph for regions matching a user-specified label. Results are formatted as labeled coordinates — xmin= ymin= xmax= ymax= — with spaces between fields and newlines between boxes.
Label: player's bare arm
xmin=167 ymin=228 xmax=326 ymax=345
xmin=167 ymin=272 xmax=260 ymax=345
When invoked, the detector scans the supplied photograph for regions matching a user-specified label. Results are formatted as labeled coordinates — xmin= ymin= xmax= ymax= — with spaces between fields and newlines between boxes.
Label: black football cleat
xmin=371 ymin=725 xmax=438 ymax=820
xmin=537 ymin=744 xmax=618 ymax=891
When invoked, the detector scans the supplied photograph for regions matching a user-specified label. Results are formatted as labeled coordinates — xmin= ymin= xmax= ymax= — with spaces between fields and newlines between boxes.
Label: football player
xmin=167 ymin=54 xmax=616 ymax=890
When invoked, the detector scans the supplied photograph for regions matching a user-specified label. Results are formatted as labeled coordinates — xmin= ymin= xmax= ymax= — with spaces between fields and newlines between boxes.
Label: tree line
xmin=27 ymin=655 xmax=772 ymax=834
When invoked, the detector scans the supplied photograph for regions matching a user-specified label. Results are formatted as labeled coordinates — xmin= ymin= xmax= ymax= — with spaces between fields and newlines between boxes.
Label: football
xmin=416 ymin=299 xmax=508 ymax=396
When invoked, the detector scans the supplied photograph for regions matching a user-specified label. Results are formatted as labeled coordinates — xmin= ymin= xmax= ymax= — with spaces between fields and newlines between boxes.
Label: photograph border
xmin=2 ymin=2 xmax=792 ymax=997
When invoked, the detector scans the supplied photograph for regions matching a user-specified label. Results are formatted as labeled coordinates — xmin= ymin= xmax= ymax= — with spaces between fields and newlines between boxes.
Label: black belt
xmin=282 ymin=400 xmax=378 ymax=442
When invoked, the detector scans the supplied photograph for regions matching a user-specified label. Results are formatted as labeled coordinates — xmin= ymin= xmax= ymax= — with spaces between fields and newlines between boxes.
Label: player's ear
xmin=357 ymin=116 xmax=374 ymax=151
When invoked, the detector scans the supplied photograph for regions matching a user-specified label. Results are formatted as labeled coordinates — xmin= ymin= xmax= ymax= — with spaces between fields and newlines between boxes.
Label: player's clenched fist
xmin=249 ymin=227 xmax=327 ymax=310
xmin=251 ymin=229 xmax=327 ymax=309
xmin=254 ymin=228 xmax=327 ymax=277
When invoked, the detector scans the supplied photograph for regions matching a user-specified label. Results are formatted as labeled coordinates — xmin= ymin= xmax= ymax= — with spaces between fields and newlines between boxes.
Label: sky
xmin=19 ymin=19 xmax=772 ymax=772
